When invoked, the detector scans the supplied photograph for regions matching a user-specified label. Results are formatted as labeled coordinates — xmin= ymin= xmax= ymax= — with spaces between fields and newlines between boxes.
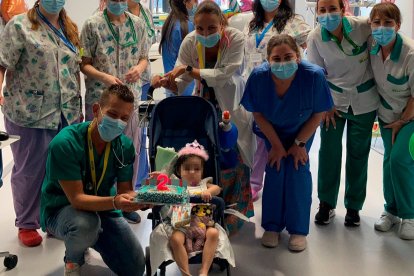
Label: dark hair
xmin=173 ymin=154 xmax=205 ymax=178
xmin=249 ymin=0 xmax=293 ymax=34
xmin=99 ymin=84 xmax=134 ymax=106
xmin=316 ymin=0 xmax=345 ymax=13
xmin=194 ymin=0 xmax=228 ymax=27
xmin=267 ymin=34 xmax=301 ymax=59
xmin=370 ymin=2 xmax=401 ymax=25
xmin=159 ymin=0 xmax=190 ymax=53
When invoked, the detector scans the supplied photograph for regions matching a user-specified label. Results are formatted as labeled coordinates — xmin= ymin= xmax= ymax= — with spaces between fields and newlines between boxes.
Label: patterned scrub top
xmin=242 ymin=15 xmax=311 ymax=79
xmin=0 ymin=13 xmax=81 ymax=130
xmin=81 ymin=11 xmax=149 ymax=107
xmin=136 ymin=4 xmax=155 ymax=86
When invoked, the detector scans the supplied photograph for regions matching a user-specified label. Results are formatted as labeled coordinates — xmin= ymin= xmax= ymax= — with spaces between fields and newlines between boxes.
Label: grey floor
xmin=1 ymin=58 xmax=413 ymax=275
xmin=1 ymin=129 xmax=413 ymax=276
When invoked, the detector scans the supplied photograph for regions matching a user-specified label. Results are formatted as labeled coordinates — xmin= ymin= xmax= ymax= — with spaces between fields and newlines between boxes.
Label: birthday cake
xmin=136 ymin=185 xmax=188 ymax=205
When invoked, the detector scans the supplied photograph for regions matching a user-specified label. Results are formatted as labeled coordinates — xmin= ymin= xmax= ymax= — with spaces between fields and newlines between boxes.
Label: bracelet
xmin=112 ymin=194 xmax=120 ymax=210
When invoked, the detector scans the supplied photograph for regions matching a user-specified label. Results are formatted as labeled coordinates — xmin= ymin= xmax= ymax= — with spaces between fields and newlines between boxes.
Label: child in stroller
xmin=148 ymin=141 xmax=235 ymax=276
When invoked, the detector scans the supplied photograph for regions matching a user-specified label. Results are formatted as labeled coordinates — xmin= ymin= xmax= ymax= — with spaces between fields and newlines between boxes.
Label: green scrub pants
xmin=317 ymin=108 xmax=376 ymax=210
xmin=380 ymin=120 xmax=414 ymax=219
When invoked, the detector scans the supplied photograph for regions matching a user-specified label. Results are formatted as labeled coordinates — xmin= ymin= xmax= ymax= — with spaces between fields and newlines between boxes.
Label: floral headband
xmin=177 ymin=140 xmax=209 ymax=161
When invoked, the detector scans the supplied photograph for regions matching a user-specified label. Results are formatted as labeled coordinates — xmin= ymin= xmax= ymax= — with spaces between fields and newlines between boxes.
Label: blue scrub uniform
xmin=241 ymin=61 xmax=333 ymax=235
xmin=161 ymin=20 xmax=195 ymax=96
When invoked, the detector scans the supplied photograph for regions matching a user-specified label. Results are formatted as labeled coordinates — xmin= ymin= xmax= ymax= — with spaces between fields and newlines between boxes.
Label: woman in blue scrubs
xmin=241 ymin=34 xmax=333 ymax=251
xmin=159 ymin=0 xmax=197 ymax=96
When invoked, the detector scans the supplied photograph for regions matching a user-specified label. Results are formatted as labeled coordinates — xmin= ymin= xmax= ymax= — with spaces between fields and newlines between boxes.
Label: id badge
xmin=250 ymin=53 xmax=263 ymax=63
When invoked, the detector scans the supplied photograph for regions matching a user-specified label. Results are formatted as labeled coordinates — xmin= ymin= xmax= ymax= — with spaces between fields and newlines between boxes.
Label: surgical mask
xmin=97 ymin=111 xmax=127 ymax=142
xmin=195 ymin=32 xmax=221 ymax=48
xmin=317 ymin=12 xmax=342 ymax=32
xmin=107 ymin=0 xmax=128 ymax=16
xmin=259 ymin=0 xmax=280 ymax=12
xmin=40 ymin=0 xmax=65 ymax=14
xmin=132 ymin=0 xmax=141 ymax=3
xmin=187 ymin=3 xmax=197 ymax=17
xmin=270 ymin=60 xmax=298 ymax=80
xmin=372 ymin=26 xmax=396 ymax=46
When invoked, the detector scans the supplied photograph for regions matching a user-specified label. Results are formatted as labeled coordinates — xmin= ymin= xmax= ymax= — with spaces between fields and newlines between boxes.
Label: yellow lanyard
xmin=196 ymin=42 xmax=222 ymax=69
xmin=87 ymin=122 xmax=111 ymax=195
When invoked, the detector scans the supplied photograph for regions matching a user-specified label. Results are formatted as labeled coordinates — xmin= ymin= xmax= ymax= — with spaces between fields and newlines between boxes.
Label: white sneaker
xmin=399 ymin=219 xmax=414 ymax=240
xmin=374 ymin=211 xmax=400 ymax=232
xmin=64 ymin=262 xmax=80 ymax=276
xmin=261 ymin=231 xmax=279 ymax=248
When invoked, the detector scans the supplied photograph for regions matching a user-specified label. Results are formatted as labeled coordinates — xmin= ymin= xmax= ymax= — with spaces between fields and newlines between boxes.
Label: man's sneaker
xmin=374 ymin=211 xmax=400 ymax=232
xmin=261 ymin=231 xmax=279 ymax=248
xmin=122 ymin=211 xmax=141 ymax=224
xmin=345 ymin=209 xmax=360 ymax=227
xmin=64 ymin=262 xmax=80 ymax=276
xmin=399 ymin=219 xmax=414 ymax=240
xmin=314 ymin=202 xmax=335 ymax=225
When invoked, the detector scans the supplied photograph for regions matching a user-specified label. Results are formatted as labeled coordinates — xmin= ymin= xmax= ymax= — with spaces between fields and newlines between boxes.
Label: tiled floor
xmin=1 ymin=125 xmax=413 ymax=275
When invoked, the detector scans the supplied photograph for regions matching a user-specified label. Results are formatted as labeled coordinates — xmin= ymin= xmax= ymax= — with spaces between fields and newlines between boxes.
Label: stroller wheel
xmin=145 ymin=246 xmax=153 ymax=276
xmin=4 ymin=254 xmax=18 ymax=270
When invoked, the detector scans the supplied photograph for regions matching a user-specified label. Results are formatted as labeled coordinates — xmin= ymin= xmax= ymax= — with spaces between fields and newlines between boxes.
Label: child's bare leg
xmin=170 ymin=230 xmax=190 ymax=276
xmin=199 ymin=227 xmax=219 ymax=275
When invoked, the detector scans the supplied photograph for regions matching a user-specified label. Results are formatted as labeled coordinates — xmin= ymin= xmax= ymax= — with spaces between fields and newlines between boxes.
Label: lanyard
xmin=87 ymin=122 xmax=111 ymax=195
xmin=196 ymin=42 xmax=222 ymax=69
xmin=103 ymin=9 xmax=138 ymax=47
xmin=255 ymin=21 xmax=274 ymax=48
xmin=330 ymin=30 xmax=364 ymax=56
xmin=138 ymin=4 xmax=155 ymax=38
xmin=36 ymin=7 xmax=77 ymax=54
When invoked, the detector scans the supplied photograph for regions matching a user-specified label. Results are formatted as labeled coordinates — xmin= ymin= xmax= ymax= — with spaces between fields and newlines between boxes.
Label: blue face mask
xmin=98 ymin=110 xmax=128 ymax=142
xmin=132 ymin=0 xmax=141 ymax=3
xmin=40 ymin=0 xmax=65 ymax=14
xmin=195 ymin=32 xmax=221 ymax=48
xmin=107 ymin=1 xmax=128 ymax=16
xmin=270 ymin=60 xmax=298 ymax=80
xmin=187 ymin=3 xmax=197 ymax=17
xmin=259 ymin=0 xmax=280 ymax=13
xmin=372 ymin=27 xmax=396 ymax=46
xmin=317 ymin=12 xmax=342 ymax=32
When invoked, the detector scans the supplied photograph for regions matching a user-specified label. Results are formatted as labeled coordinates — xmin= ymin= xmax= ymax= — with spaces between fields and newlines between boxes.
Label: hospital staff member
xmin=153 ymin=1 xmax=256 ymax=234
xmin=159 ymin=0 xmax=197 ymax=96
xmin=369 ymin=3 xmax=414 ymax=240
xmin=40 ymin=84 xmax=146 ymax=275
xmin=80 ymin=0 xmax=149 ymax=223
xmin=307 ymin=0 xmax=379 ymax=227
xmin=241 ymin=34 xmax=333 ymax=251
xmin=127 ymin=0 xmax=155 ymax=188
xmin=243 ymin=0 xmax=311 ymax=201
xmin=0 ymin=0 xmax=81 ymax=247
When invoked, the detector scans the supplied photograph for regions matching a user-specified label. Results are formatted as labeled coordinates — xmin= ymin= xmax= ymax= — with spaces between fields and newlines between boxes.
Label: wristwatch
xmin=294 ymin=138 xmax=306 ymax=148
xmin=185 ymin=65 xmax=193 ymax=73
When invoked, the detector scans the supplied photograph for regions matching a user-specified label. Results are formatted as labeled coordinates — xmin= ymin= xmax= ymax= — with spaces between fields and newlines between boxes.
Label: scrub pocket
xmin=13 ymin=90 xmax=44 ymax=124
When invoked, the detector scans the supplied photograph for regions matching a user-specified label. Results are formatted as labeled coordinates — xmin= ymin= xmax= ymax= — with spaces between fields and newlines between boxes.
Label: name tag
xmin=250 ymin=53 xmax=263 ymax=63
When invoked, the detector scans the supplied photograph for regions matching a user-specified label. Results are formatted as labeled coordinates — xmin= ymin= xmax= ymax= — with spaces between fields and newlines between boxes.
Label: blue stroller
xmin=145 ymin=95 xmax=233 ymax=276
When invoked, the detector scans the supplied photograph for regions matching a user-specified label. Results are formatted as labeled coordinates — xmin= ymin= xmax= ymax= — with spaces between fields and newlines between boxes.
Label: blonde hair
xmin=27 ymin=0 xmax=80 ymax=48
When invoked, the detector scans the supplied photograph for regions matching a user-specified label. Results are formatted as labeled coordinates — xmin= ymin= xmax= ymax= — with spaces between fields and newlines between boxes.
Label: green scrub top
xmin=410 ymin=132 xmax=414 ymax=160
xmin=40 ymin=121 xmax=135 ymax=231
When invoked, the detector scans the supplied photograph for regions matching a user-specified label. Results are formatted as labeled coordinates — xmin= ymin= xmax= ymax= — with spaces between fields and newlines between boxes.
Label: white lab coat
xmin=175 ymin=27 xmax=256 ymax=167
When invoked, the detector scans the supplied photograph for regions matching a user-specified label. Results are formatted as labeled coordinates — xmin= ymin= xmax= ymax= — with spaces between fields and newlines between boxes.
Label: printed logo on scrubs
xmin=359 ymin=55 xmax=368 ymax=63
xmin=392 ymin=88 xmax=410 ymax=93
